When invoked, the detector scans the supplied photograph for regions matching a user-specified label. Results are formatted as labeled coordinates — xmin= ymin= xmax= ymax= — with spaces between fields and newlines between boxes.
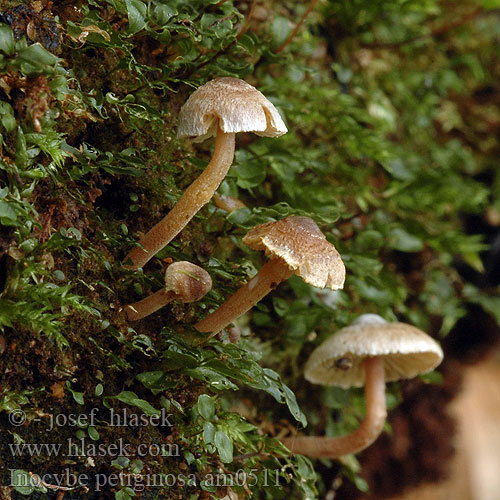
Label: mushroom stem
xmin=281 ymin=357 xmax=387 ymax=458
xmin=125 ymin=289 xmax=177 ymax=321
xmin=195 ymin=257 xmax=293 ymax=333
xmin=124 ymin=127 xmax=236 ymax=270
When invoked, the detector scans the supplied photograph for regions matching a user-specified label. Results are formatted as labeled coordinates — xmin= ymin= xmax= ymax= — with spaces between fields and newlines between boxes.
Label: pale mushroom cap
xmin=242 ymin=216 xmax=346 ymax=290
xmin=304 ymin=320 xmax=444 ymax=388
xmin=177 ymin=77 xmax=288 ymax=142
xmin=165 ymin=261 xmax=212 ymax=303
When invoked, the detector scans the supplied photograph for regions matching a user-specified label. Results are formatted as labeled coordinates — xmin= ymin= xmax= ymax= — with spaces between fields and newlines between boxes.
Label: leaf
xmin=150 ymin=4 xmax=178 ymax=25
xmin=129 ymin=459 xmax=144 ymax=473
xmin=112 ymin=456 xmax=130 ymax=469
xmin=18 ymin=44 xmax=60 ymax=74
xmin=0 ymin=24 xmax=14 ymax=55
xmin=88 ymin=426 xmax=100 ymax=440
xmin=203 ymin=421 xmax=215 ymax=445
xmin=136 ymin=371 xmax=170 ymax=392
xmin=197 ymin=394 xmax=215 ymax=420
xmin=162 ymin=348 xmax=199 ymax=369
xmin=0 ymin=201 xmax=17 ymax=222
xmin=15 ymin=126 xmax=28 ymax=169
xmin=0 ymin=101 xmax=15 ymax=133
xmin=263 ymin=368 xmax=307 ymax=427
xmin=115 ymin=487 xmax=135 ymax=500
xmin=215 ymin=429 xmax=233 ymax=463
xmin=12 ymin=470 xmax=35 ymax=495
xmin=282 ymin=384 xmax=307 ymax=427
xmin=462 ymin=251 xmax=484 ymax=273
xmin=185 ymin=367 xmax=239 ymax=390
xmin=112 ymin=391 xmax=160 ymax=416
xmin=66 ymin=382 xmax=84 ymax=405
xmin=125 ymin=0 xmax=147 ymax=34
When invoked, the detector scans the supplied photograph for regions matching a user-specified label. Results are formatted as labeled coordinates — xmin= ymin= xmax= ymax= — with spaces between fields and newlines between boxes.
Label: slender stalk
xmin=195 ymin=257 xmax=293 ymax=333
xmin=125 ymin=289 xmax=177 ymax=321
xmin=281 ymin=357 xmax=387 ymax=458
xmin=124 ymin=128 xmax=236 ymax=270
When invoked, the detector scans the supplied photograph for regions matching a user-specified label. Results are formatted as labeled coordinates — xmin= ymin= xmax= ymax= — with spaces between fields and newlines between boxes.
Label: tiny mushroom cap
xmin=194 ymin=216 xmax=345 ymax=333
xmin=177 ymin=77 xmax=287 ymax=143
xmin=165 ymin=261 xmax=212 ymax=303
xmin=243 ymin=215 xmax=346 ymax=290
xmin=124 ymin=261 xmax=212 ymax=322
xmin=304 ymin=313 xmax=444 ymax=389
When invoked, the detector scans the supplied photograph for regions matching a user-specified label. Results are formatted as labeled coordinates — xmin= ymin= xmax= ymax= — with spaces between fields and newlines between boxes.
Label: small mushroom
xmin=125 ymin=261 xmax=212 ymax=321
xmin=124 ymin=77 xmax=287 ymax=270
xmin=281 ymin=314 xmax=444 ymax=458
xmin=194 ymin=216 xmax=345 ymax=333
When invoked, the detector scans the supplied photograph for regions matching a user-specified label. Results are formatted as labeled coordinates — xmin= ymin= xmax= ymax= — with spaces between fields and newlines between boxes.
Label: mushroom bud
xmin=281 ymin=314 xmax=444 ymax=458
xmin=194 ymin=216 xmax=345 ymax=333
xmin=124 ymin=77 xmax=287 ymax=270
xmin=125 ymin=261 xmax=212 ymax=321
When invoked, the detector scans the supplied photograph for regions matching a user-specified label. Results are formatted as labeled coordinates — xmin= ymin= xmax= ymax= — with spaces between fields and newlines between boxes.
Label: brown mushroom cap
xmin=165 ymin=261 xmax=212 ymax=303
xmin=242 ymin=216 xmax=345 ymax=290
xmin=305 ymin=314 xmax=444 ymax=388
xmin=177 ymin=77 xmax=287 ymax=143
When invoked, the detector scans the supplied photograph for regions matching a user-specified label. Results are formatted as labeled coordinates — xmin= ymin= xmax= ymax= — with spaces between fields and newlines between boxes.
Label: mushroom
xmin=281 ymin=314 xmax=444 ymax=458
xmin=124 ymin=77 xmax=287 ymax=270
xmin=194 ymin=216 xmax=345 ymax=333
xmin=124 ymin=261 xmax=212 ymax=321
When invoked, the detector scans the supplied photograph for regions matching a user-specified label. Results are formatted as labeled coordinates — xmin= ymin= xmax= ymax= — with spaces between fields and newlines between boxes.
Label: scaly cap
xmin=243 ymin=216 xmax=345 ymax=290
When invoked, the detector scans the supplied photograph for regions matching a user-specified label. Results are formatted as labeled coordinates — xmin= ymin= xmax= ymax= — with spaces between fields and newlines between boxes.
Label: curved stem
xmin=195 ymin=257 xmax=293 ymax=333
xmin=281 ymin=357 xmax=387 ymax=458
xmin=125 ymin=289 xmax=177 ymax=321
xmin=124 ymin=128 xmax=236 ymax=270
